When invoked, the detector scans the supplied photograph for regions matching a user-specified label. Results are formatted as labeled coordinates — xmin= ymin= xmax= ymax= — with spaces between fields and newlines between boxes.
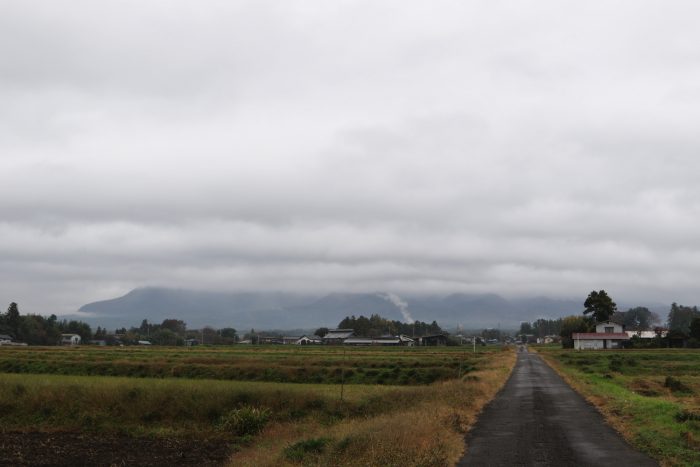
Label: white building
xmin=295 ymin=335 xmax=322 ymax=345
xmin=60 ymin=334 xmax=81 ymax=345
xmin=572 ymin=322 xmax=629 ymax=350
xmin=625 ymin=330 xmax=668 ymax=339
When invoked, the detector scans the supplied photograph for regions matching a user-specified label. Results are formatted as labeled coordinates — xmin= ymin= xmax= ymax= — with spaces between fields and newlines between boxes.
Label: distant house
xmin=536 ymin=335 xmax=561 ymax=344
xmin=0 ymin=334 xmax=12 ymax=344
xmin=60 ymin=334 xmax=81 ymax=345
xmin=573 ymin=322 xmax=629 ymax=350
xmin=415 ymin=334 xmax=448 ymax=346
xmin=282 ymin=336 xmax=301 ymax=345
xmin=322 ymin=329 xmax=355 ymax=345
xmin=296 ymin=335 xmax=322 ymax=345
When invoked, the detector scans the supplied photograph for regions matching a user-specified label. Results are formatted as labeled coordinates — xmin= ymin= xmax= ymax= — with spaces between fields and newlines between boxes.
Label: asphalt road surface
xmin=458 ymin=349 xmax=658 ymax=467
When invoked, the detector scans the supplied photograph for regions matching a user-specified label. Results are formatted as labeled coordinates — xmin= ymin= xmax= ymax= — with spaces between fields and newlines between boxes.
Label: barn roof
xmin=323 ymin=329 xmax=354 ymax=339
xmin=344 ymin=337 xmax=401 ymax=345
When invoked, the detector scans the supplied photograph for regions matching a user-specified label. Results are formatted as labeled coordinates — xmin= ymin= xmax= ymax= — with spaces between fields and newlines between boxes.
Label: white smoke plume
xmin=379 ymin=292 xmax=414 ymax=323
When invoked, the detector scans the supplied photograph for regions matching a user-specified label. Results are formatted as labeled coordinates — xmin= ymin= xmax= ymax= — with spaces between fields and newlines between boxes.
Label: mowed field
xmin=0 ymin=345 xmax=515 ymax=466
xmin=538 ymin=348 xmax=700 ymax=467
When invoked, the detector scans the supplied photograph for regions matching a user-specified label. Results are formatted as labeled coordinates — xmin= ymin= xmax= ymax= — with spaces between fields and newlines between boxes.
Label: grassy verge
xmin=536 ymin=348 xmax=700 ymax=467
xmin=228 ymin=346 xmax=516 ymax=466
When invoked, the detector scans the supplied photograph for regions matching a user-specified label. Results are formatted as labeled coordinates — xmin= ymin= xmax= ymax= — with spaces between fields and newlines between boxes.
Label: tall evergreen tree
xmin=583 ymin=290 xmax=617 ymax=323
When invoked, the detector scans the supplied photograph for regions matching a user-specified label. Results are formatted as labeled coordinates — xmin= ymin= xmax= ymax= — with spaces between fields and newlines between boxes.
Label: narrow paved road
xmin=458 ymin=349 xmax=658 ymax=466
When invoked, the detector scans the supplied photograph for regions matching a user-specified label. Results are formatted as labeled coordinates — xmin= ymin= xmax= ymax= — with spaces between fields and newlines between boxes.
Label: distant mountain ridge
xmin=77 ymin=287 xmax=595 ymax=331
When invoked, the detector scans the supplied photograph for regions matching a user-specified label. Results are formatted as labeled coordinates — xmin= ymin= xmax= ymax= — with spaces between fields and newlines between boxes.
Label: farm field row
xmin=537 ymin=348 xmax=700 ymax=467
xmin=0 ymin=345 xmax=481 ymax=385
xmin=0 ymin=345 xmax=517 ymax=465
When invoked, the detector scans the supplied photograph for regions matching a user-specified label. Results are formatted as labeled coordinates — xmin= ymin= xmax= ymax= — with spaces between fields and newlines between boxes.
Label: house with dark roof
xmin=573 ymin=321 xmax=629 ymax=350
xmin=322 ymin=329 xmax=354 ymax=345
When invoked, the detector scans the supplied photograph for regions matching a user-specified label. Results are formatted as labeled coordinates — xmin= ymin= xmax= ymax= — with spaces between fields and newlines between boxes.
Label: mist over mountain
xmin=75 ymin=287 xmax=617 ymax=331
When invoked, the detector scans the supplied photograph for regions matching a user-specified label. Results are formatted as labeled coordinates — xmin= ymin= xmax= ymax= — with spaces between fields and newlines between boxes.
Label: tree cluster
xmin=116 ymin=319 xmax=238 ymax=345
xmin=0 ymin=302 xmax=94 ymax=345
xmin=519 ymin=318 xmax=563 ymax=338
xmin=335 ymin=314 xmax=442 ymax=337
xmin=0 ymin=303 xmax=241 ymax=346
xmin=611 ymin=307 xmax=658 ymax=331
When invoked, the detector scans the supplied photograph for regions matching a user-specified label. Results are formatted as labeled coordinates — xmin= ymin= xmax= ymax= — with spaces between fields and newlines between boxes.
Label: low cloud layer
xmin=2 ymin=1 xmax=700 ymax=315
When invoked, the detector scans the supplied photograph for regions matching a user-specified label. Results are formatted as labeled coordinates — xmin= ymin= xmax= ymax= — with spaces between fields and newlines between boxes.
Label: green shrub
xmin=675 ymin=409 xmax=700 ymax=422
xmin=218 ymin=406 xmax=271 ymax=436
xmin=284 ymin=437 xmax=331 ymax=462
xmin=664 ymin=376 xmax=691 ymax=393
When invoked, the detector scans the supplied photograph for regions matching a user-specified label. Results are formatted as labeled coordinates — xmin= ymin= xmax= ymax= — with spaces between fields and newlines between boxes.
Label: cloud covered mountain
xmin=78 ymin=287 xmax=590 ymax=331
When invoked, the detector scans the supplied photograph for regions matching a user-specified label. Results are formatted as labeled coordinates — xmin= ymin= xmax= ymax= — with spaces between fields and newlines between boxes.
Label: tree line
xmin=0 ymin=303 xmax=238 ymax=346
xmin=0 ymin=302 xmax=92 ymax=345
xmin=317 ymin=314 xmax=443 ymax=338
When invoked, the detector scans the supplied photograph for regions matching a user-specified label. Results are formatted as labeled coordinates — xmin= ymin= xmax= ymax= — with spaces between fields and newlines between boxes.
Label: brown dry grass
xmin=228 ymin=347 xmax=516 ymax=466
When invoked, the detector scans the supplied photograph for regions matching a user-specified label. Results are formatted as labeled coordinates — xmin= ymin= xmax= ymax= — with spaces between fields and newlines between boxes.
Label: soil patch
xmin=0 ymin=432 xmax=230 ymax=466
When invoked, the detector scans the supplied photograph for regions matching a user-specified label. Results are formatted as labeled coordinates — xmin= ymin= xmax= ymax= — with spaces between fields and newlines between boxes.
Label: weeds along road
xmin=458 ymin=349 xmax=658 ymax=467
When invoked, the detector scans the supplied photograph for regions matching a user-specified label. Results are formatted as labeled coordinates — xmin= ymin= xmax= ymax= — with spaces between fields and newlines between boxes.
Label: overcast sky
xmin=2 ymin=1 xmax=700 ymax=315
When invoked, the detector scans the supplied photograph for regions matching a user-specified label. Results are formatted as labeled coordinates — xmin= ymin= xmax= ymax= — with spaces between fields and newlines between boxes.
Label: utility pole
xmin=340 ymin=347 xmax=346 ymax=403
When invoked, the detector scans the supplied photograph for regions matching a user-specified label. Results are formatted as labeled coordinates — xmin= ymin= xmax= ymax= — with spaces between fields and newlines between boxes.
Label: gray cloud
xmin=2 ymin=0 xmax=700 ymax=316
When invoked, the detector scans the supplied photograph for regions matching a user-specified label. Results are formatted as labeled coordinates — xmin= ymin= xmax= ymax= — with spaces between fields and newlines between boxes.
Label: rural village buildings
xmin=572 ymin=321 xmax=629 ymax=350
xmin=241 ymin=329 xmax=446 ymax=346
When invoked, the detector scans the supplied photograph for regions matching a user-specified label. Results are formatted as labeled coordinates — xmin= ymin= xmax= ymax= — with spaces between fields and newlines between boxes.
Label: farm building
xmin=60 ymin=334 xmax=81 ymax=345
xmin=344 ymin=335 xmax=414 ymax=346
xmin=295 ymin=335 xmax=322 ymax=345
xmin=572 ymin=321 xmax=629 ymax=350
xmin=415 ymin=333 xmax=448 ymax=346
xmin=322 ymin=329 xmax=354 ymax=345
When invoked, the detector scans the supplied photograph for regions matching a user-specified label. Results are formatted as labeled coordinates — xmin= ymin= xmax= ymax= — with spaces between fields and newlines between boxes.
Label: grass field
xmin=0 ymin=345 xmax=516 ymax=466
xmin=0 ymin=345 xmax=474 ymax=385
xmin=537 ymin=348 xmax=700 ymax=467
